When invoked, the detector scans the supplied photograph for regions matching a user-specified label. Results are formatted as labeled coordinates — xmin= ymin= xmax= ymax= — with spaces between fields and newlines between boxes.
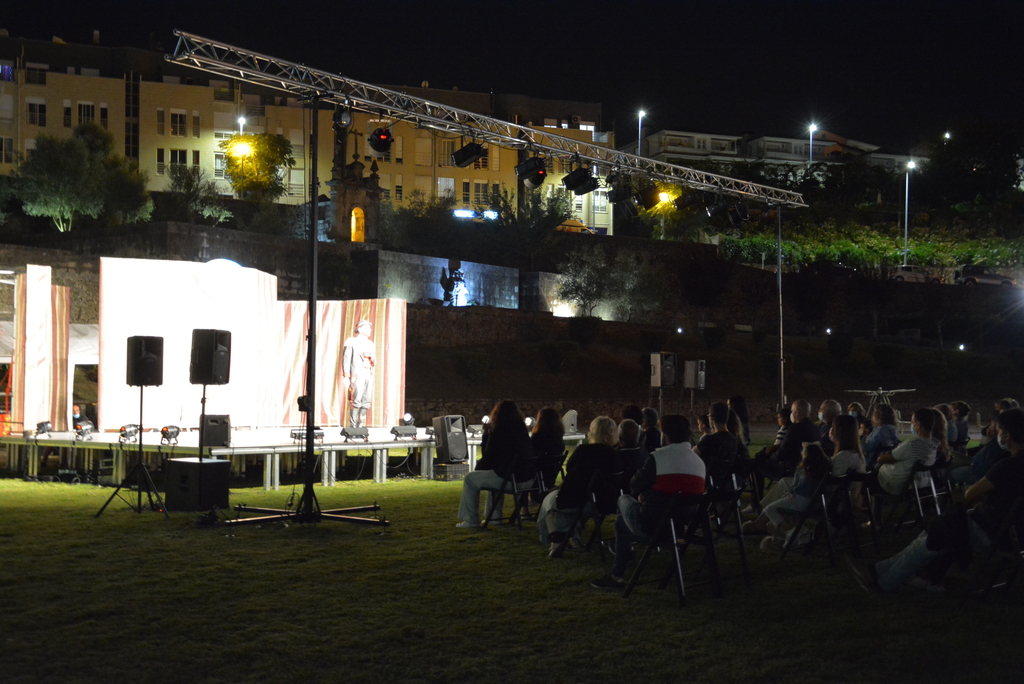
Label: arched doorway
xmin=350 ymin=207 xmax=365 ymax=243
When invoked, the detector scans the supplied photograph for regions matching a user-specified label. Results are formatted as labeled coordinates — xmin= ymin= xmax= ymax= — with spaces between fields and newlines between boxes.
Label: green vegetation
xmin=167 ymin=165 xmax=232 ymax=225
xmin=1 ymin=475 xmax=1020 ymax=684
xmin=219 ymin=133 xmax=296 ymax=203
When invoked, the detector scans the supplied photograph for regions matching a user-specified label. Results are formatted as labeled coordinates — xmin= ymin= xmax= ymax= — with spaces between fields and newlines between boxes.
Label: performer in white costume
xmin=341 ymin=320 xmax=376 ymax=427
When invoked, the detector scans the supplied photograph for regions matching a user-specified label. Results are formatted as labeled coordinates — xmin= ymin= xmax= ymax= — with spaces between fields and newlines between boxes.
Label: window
xmin=473 ymin=181 xmax=489 ymax=205
xmin=393 ymin=137 xmax=404 ymax=163
xmin=124 ymin=72 xmax=140 ymax=119
xmin=156 ymin=110 xmax=165 ymax=135
xmin=575 ymin=195 xmax=584 ymax=211
xmin=192 ymin=150 xmax=200 ymax=166
xmin=124 ymin=121 xmax=139 ymax=160
xmin=100 ymin=105 xmax=108 ymax=130
xmin=0 ymin=94 xmax=11 ymax=123
xmin=380 ymin=188 xmax=391 ymax=200
xmin=27 ymin=101 xmax=46 ymax=127
xmin=0 ymin=61 xmax=13 ymax=82
xmin=156 ymin=149 xmax=165 ymax=174
xmin=414 ymin=138 xmax=431 ymax=166
xmin=473 ymin=148 xmax=489 ymax=170
xmin=77 ymin=103 xmax=95 ymax=126
xmin=394 ymin=174 xmax=403 ymax=200
xmin=0 ymin=137 xmax=13 ymax=164
xmin=25 ymin=63 xmax=47 ymax=85
xmin=462 ymin=181 xmax=470 ymax=204
xmin=214 ymin=152 xmax=226 ymax=178
xmin=63 ymin=103 xmax=72 ymax=128
xmin=170 ymin=149 xmax=188 ymax=166
xmin=170 ymin=112 xmax=187 ymax=137
xmin=593 ymin=189 xmax=608 ymax=213
xmin=437 ymin=177 xmax=454 ymax=198
xmin=192 ymin=113 xmax=201 ymax=138
xmin=438 ymin=139 xmax=455 ymax=167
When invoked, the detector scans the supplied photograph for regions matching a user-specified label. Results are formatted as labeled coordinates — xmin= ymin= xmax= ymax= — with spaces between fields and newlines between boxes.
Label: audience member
xmin=695 ymin=413 xmax=713 ymax=440
xmin=590 ymin=415 xmax=705 ymax=590
xmin=728 ymin=395 xmax=752 ymax=446
xmin=817 ymin=399 xmax=842 ymax=456
xmin=621 ymin=404 xmax=644 ymax=426
xmin=695 ymin=402 xmax=738 ymax=486
xmin=929 ymin=407 xmax=951 ymax=466
xmin=537 ymin=416 xmax=623 ymax=555
xmin=641 ymin=407 xmax=662 ymax=453
xmin=850 ymin=407 xmax=1024 ymax=593
xmin=752 ymin=400 xmax=819 ymax=498
xmin=530 ymin=407 xmax=566 ymax=501
xmin=863 ymin=404 xmax=900 ymax=471
xmin=831 ymin=414 xmax=867 ymax=477
xmin=743 ymin=443 xmax=831 ymax=550
xmin=869 ymin=407 xmax=940 ymax=497
xmin=950 ymin=400 xmax=971 ymax=457
xmin=456 ymin=400 xmax=533 ymax=528
xmin=773 ymin=406 xmax=793 ymax=446
xmin=616 ymin=419 xmax=649 ymax=485
xmin=949 ymin=432 xmax=1009 ymax=487
xmin=727 ymin=410 xmax=750 ymax=462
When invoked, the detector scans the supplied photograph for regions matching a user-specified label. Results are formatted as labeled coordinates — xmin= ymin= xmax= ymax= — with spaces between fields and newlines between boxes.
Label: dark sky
xmin=6 ymin=0 xmax=1022 ymax=152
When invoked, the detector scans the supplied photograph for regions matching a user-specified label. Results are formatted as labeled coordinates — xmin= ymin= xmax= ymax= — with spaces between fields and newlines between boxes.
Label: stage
xmin=1 ymin=428 xmax=586 ymax=490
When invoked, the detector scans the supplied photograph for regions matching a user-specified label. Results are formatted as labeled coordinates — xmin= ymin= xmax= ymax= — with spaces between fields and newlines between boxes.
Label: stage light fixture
xmin=452 ymin=142 xmax=485 ymax=168
xmin=161 ymin=425 xmax=181 ymax=445
xmin=119 ymin=424 xmax=139 ymax=444
xmin=390 ymin=425 xmax=418 ymax=440
xmin=402 ymin=412 xmax=415 ymax=426
xmin=635 ymin=184 xmax=661 ymax=210
xmin=481 ymin=415 xmax=490 ymax=425
xmin=562 ymin=166 xmax=598 ymax=196
xmin=467 ymin=424 xmax=484 ymax=436
xmin=525 ymin=416 xmax=535 ymax=428
xmin=291 ymin=428 xmax=324 ymax=442
xmin=515 ymin=156 xmax=547 ymax=189
xmin=674 ymin=193 xmax=701 ymax=211
xmin=706 ymin=201 xmax=728 ymax=218
xmin=35 ymin=421 xmax=52 ymax=437
xmin=75 ymin=419 xmax=95 ymax=441
xmin=606 ymin=173 xmax=633 ymax=203
xmin=368 ymin=127 xmax=393 ymax=155
xmin=342 ymin=426 xmax=369 ymax=442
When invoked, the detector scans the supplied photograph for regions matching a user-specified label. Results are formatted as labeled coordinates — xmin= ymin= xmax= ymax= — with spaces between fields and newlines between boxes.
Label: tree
xmin=219 ymin=133 xmax=295 ymax=203
xmin=167 ymin=165 xmax=231 ymax=225
xmin=607 ymin=250 xmax=664 ymax=322
xmin=15 ymin=123 xmax=152 ymax=231
xmin=558 ymin=245 xmax=611 ymax=316
xmin=486 ymin=187 xmax=572 ymax=270
xmin=15 ymin=134 xmax=103 ymax=232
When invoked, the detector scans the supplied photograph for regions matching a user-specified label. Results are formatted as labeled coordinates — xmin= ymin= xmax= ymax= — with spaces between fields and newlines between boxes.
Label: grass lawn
xmin=2 ymin=461 xmax=1023 ymax=684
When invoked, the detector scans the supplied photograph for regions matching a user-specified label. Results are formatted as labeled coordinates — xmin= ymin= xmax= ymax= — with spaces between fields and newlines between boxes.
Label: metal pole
xmin=637 ymin=111 xmax=644 ymax=156
xmin=776 ymin=206 xmax=785 ymax=409
xmin=903 ymin=168 xmax=911 ymax=266
xmin=299 ymin=94 xmax=320 ymax=520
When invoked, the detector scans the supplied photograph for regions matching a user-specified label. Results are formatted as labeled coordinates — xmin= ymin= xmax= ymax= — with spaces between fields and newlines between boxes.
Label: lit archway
xmin=350 ymin=207 xmax=365 ymax=243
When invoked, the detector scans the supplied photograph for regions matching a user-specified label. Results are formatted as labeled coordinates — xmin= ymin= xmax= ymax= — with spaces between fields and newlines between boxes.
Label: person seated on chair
xmin=621 ymin=404 xmax=644 ymax=427
xmin=868 ymin=407 xmax=940 ymax=497
xmin=752 ymin=400 xmax=819 ymax=494
xmin=695 ymin=413 xmax=713 ymax=440
xmin=530 ymin=406 xmax=565 ymax=500
xmin=949 ymin=400 xmax=971 ymax=461
xmin=590 ymin=414 xmax=705 ymax=590
xmin=616 ymin=419 xmax=649 ymax=485
xmin=727 ymin=409 xmax=750 ymax=462
xmin=817 ymin=399 xmax=842 ymax=457
xmin=850 ymin=407 xmax=1024 ymax=594
xmin=695 ymin=402 xmax=738 ymax=489
xmin=728 ymin=395 xmax=752 ymax=447
xmin=830 ymin=414 xmax=868 ymax=508
xmin=456 ymin=400 xmax=533 ymax=528
xmin=772 ymin=406 xmax=793 ymax=447
xmin=863 ymin=404 xmax=900 ymax=471
xmin=641 ymin=407 xmax=662 ymax=454
xmin=949 ymin=435 xmax=1009 ymax=488
xmin=743 ymin=443 xmax=831 ymax=543
xmin=537 ymin=416 xmax=623 ymax=554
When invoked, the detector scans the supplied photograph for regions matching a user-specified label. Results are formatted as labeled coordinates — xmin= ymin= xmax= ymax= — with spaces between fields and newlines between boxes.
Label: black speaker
xmin=126 ymin=336 xmax=164 ymax=387
xmin=202 ymin=414 xmax=231 ymax=448
xmin=164 ymin=457 xmax=230 ymax=511
xmin=432 ymin=415 xmax=468 ymax=463
xmin=651 ymin=352 xmax=677 ymax=388
xmin=190 ymin=329 xmax=231 ymax=385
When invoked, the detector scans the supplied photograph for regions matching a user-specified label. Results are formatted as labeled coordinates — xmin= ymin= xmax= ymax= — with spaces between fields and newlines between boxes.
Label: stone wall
xmin=0 ymin=245 xmax=101 ymax=323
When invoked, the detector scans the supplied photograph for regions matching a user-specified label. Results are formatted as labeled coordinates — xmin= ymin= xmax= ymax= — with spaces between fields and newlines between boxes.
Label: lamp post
xmin=637 ymin=110 xmax=645 ymax=156
xmin=237 ymin=116 xmax=246 ymax=135
xmin=808 ymin=123 xmax=817 ymax=165
xmin=903 ymin=160 xmax=916 ymax=266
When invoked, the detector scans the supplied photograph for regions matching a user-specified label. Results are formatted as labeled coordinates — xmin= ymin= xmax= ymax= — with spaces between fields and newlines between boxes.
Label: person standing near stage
xmin=341 ymin=320 xmax=376 ymax=428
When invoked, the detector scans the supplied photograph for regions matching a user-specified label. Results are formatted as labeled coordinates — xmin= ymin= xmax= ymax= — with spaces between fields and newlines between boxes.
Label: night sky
xmin=6 ymin=0 xmax=1023 ymax=153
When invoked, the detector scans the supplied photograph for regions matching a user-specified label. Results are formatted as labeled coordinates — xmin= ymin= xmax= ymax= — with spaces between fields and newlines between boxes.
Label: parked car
xmin=891 ymin=265 xmax=944 ymax=284
xmin=954 ymin=265 xmax=1016 ymax=287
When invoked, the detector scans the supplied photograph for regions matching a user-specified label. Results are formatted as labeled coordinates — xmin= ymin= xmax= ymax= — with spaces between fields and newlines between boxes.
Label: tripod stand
xmin=96 ymin=385 xmax=169 ymax=518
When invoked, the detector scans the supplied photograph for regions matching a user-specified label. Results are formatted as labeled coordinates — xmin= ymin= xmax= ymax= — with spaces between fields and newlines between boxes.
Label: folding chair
xmin=959 ymin=496 xmax=1024 ymax=608
xmin=480 ymin=455 xmax=541 ymax=529
xmin=776 ymin=474 xmax=854 ymax=566
xmin=846 ymin=470 xmax=879 ymax=552
xmin=706 ymin=473 xmax=751 ymax=587
xmin=882 ymin=461 xmax=943 ymax=532
xmin=549 ymin=469 xmax=622 ymax=559
xmin=622 ymin=493 xmax=722 ymax=607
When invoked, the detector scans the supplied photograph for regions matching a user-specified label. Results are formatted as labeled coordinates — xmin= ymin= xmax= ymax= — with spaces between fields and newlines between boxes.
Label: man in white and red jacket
xmin=591 ymin=414 xmax=705 ymax=590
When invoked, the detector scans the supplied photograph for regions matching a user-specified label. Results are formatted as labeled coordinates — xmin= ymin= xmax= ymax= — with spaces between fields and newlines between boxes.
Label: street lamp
xmin=237 ymin=116 xmax=246 ymax=135
xmin=637 ymin=110 xmax=645 ymax=156
xmin=903 ymin=160 xmax=916 ymax=266
xmin=808 ymin=123 xmax=817 ymax=164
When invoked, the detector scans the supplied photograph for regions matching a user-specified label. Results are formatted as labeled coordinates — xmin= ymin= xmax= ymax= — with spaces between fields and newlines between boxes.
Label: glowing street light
xmin=808 ymin=123 xmax=817 ymax=164
xmin=237 ymin=116 xmax=246 ymax=135
xmin=904 ymin=160 xmax=916 ymax=266
xmin=659 ymin=192 xmax=670 ymax=203
xmin=637 ymin=110 xmax=646 ymax=156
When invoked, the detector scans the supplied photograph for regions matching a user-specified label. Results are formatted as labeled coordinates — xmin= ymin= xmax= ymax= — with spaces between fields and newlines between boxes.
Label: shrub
xmin=567 ymin=316 xmax=602 ymax=348
xmin=871 ymin=343 xmax=905 ymax=370
xmin=827 ymin=333 xmax=855 ymax=360
xmin=702 ymin=326 xmax=726 ymax=350
xmin=538 ymin=341 xmax=580 ymax=373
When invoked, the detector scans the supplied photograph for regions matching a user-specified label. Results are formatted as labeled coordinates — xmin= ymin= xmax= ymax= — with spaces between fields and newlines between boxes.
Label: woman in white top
xmin=874 ymin=408 xmax=939 ymax=495
xmin=831 ymin=414 xmax=867 ymax=507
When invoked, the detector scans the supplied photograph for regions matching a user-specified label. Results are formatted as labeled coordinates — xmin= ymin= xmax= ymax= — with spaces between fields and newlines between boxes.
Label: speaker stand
xmin=197 ymin=383 xmax=207 ymax=508
xmin=96 ymin=385 xmax=169 ymax=518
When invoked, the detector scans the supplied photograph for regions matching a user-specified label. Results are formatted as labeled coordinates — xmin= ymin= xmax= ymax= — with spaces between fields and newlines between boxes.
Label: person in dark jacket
xmin=751 ymin=400 xmax=819 ymax=501
xmin=456 ymin=400 xmax=533 ymax=528
xmin=530 ymin=406 xmax=566 ymax=498
xmin=641 ymin=407 xmax=662 ymax=453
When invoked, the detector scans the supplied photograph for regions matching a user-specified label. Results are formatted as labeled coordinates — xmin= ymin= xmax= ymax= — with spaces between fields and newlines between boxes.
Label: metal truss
xmin=169 ymin=31 xmax=806 ymax=207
